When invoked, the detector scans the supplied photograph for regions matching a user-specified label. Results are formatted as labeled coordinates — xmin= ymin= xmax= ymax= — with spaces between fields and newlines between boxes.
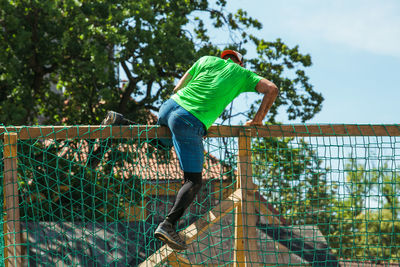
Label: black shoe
xmin=154 ymin=221 xmax=187 ymax=251
xmin=101 ymin=111 xmax=135 ymax=125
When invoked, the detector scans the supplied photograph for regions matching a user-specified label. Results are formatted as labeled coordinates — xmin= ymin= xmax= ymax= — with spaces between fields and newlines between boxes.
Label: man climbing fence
xmin=102 ymin=49 xmax=279 ymax=250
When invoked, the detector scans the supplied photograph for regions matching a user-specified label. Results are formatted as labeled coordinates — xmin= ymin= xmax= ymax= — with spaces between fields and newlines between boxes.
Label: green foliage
xmin=253 ymin=136 xmax=336 ymax=227
xmin=328 ymin=160 xmax=400 ymax=262
xmin=247 ymin=37 xmax=323 ymax=122
xmin=0 ymin=0 xmax=323 ymax=126
xmin=0 ymin=0 xmax=120 ymax=124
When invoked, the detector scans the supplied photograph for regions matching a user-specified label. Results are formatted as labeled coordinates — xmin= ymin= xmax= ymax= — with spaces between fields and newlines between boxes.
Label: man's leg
xmin=165 ymin=172 xmax=202 ymax=225
xmin=154 ymin=172 xmax=202 ymax=250
xmin=153 ymin=99 xmax=206 ymax=250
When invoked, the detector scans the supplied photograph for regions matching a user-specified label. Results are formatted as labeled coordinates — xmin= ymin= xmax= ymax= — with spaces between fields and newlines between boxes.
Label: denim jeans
xmin=157 ymin=99 xmax=206 ymax=173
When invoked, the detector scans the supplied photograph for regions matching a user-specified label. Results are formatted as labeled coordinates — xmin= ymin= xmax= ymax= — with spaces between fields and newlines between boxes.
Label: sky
xmin=221 ymin=0 xmax=400 ymax=125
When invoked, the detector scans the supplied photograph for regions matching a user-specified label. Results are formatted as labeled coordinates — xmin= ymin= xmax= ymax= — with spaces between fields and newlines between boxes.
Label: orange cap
xmin=221 ymin=50 xmax=244 ymax=66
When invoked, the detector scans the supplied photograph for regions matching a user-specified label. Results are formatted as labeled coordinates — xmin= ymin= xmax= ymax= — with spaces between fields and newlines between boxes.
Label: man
xmin=102 ymin=50 xmax=279 ymax=251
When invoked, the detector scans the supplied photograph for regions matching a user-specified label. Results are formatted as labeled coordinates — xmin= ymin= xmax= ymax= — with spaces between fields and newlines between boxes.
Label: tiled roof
xmin=48 ymin=138 xmax=233 ymax=183
xmin=116 ymin=142 xmax=233 ymax=182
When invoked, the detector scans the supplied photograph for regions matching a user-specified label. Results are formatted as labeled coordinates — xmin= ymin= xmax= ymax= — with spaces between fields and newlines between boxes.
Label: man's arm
xmin=245 ymin=79 xmax=279 ymax=126
xmin=173 ymin=71 xmax=193 ymax=94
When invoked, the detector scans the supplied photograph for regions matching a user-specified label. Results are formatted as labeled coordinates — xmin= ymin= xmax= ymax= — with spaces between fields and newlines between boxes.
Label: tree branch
xmin=119 ymin=61 xmax=138 ymax=113
xmin=137 ymin=80 xmax=165 ymax=107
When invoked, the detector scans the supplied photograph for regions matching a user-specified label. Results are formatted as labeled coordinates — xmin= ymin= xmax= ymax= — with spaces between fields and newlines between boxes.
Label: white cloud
xmin=280 ymin=0 xmax=400 ymax=58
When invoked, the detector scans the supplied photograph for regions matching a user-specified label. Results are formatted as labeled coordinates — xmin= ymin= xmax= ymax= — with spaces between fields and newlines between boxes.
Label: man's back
xmin=171 ymin=56 xmax=262 ymax=129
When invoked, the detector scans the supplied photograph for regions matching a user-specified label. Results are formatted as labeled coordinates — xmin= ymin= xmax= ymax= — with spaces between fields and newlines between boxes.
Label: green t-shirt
xmin=171 ymin=56 xmax=263 ymax=129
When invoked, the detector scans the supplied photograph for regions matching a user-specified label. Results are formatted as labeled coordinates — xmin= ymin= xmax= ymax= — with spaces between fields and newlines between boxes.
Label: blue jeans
xmin=157 ymin=99 xmax=206 ymax=173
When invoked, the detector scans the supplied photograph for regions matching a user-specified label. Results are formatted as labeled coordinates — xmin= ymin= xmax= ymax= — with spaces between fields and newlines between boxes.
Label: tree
xmin=0 ymin=0 xmax=323 ymax=126
xmin=252 ymin=136 xmax=337 ymax=230
xmin=1 ymin=0 xmax=123 ymax=124
xmin=328 ymin=160 xmax=400 ymax=262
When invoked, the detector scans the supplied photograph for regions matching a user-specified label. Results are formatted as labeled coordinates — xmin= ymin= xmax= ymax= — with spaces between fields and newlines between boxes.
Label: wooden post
xmin=234 ymin=129 xmax=261 ymax=266
xmin=233 ymin=200 xmax=245 ymax=266
xmin=140 ymin=189 xmax=241 ymax=267
xmin=3 ymin=133 xmax=22 ymax=267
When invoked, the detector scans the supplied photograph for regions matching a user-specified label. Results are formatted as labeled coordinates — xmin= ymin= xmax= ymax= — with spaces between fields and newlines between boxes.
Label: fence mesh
xmin=0 ymin=125 xmax=399 ymax=266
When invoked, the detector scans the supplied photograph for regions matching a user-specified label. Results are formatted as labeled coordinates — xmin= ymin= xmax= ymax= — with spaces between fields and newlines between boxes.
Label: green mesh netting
xmin=1 ymin=125 xmax=399 ymax=266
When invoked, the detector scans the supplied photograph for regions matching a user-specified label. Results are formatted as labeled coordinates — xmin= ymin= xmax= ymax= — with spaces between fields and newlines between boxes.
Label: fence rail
xmin=1 ymin=124 xmax=400 ymax=139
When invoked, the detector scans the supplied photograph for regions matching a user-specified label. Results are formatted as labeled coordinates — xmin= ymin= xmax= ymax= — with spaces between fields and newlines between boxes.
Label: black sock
xmin=165 ymin=172 xmax=202 ymax=226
